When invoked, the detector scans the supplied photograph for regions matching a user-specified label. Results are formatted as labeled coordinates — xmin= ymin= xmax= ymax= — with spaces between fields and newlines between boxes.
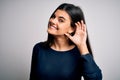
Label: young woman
xmin=30 ymin=3 xmax=102 ymax=80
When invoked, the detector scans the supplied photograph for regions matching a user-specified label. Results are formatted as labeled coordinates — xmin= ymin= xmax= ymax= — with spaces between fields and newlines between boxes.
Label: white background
xmin=0 ymin=0 xmax=120 ymax=80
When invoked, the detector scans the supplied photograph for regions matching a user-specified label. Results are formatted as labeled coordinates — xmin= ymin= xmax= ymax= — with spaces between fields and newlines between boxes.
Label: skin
xmin=47 ymin=9 xmax=89 ymax=55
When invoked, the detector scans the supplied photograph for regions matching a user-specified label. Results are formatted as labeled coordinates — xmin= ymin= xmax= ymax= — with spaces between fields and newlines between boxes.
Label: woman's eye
xmin=59 ymin=19 xmax=64 ymax=22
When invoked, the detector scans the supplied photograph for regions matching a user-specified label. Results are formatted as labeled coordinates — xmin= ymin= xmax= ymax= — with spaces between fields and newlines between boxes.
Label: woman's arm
xmin=80 ymin=54 xmax=102 ymax=80
xmin=65 ymin=20 xmax=102 ymax=80
xmin=29 ymin=43 xmax=40 ymax=80
xmin=77 ymin=43 xmax=102 ymax=79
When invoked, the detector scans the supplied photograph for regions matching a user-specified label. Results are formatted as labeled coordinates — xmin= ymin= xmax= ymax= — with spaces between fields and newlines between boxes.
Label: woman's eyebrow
xmin=58 ymin=16 xmax=66 ymax=20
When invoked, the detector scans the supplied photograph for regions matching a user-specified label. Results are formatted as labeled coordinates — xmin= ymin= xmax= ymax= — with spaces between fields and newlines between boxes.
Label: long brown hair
xmin=43 ymin=3 xmax=93 ymax=56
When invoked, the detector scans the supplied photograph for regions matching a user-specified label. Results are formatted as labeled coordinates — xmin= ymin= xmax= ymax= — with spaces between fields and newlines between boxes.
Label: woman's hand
xmin=65 ymin=20 xmax=87 ymax=46
xmin=65 ymin=20 xmax=89 ymax=54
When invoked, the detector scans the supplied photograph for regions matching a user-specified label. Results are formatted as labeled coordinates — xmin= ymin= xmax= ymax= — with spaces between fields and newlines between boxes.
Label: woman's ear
xmin=68 ymin=27 xmax=76 ymax=36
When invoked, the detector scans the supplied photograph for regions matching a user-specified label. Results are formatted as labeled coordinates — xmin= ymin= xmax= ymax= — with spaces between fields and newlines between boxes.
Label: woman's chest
xmin=36 ymin=51 xmax=81 ymax=79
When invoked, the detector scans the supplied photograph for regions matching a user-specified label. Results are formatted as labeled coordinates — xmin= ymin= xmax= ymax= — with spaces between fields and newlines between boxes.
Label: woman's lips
xmin=49 ymin=26 xmax=58 ymax=30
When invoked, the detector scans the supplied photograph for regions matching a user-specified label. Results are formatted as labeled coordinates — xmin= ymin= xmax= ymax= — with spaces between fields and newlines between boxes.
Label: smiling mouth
xmin=49 ymin=26 xmax=58 ymax=30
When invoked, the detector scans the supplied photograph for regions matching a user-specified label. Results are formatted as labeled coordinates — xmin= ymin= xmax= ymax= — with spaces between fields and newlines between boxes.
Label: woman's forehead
xmin=54 ymin=10 xmax=71 ymax=20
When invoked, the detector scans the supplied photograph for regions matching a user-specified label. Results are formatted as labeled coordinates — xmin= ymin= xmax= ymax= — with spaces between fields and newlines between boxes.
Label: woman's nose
xmin=50 ymin=18 xmax=57 ymax=24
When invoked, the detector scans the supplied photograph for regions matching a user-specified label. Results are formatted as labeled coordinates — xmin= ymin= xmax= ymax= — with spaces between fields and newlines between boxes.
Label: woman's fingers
xmin=65 ymin=20 xmax=87 ymax=45
xmin=75 ymin=22 xmax=81 ymax=34
xmin=81 ymin=20 xmax=87 ymax=32
xmin=81 ymin=20 xmax=84 ymax=30
xmin=75 ymin=20 xmax=83 ymax=34
xmin=75 ymin=20 xmax=86 ymax=32
xmin=65 ymin=20 xmax=86 ymax=39
xmin=64 ymin=32 xmax=73 ymax=40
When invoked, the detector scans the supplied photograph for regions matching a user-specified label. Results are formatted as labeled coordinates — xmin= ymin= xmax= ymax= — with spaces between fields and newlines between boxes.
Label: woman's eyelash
xmin=59 ymin=19 xmax=64 ymax=22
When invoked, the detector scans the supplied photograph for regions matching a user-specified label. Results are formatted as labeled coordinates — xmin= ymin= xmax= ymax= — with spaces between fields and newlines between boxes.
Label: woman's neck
xmin=51 ymin=36 xmax=75 ymax=51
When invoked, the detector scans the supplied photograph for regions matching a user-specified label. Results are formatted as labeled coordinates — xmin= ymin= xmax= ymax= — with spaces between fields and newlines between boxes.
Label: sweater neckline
xmin=49 ymin=46 xmax=77 ymax=53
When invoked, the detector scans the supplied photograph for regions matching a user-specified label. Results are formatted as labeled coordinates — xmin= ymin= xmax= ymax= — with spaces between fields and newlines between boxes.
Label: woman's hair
xmin=43 ymin=3 xmax=93 ymax=56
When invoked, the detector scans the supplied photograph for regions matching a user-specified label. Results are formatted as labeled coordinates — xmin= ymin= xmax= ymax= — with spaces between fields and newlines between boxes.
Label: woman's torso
xmin=31 ymin=42 xmax=82 ymax=80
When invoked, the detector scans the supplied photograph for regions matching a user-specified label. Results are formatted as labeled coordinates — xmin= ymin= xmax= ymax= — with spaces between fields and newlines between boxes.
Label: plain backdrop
xmin=0 ymin=0 xmax=120 ymax=80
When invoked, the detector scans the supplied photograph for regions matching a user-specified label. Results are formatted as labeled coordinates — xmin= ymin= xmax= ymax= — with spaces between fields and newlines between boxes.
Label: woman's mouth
xmin=49 ymin=26 xmax=58 ymax=30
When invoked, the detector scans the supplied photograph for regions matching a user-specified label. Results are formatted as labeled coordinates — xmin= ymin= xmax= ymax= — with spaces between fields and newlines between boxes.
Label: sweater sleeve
xmin=29 ymin=43 xmax=40 ymax=80
xmin=80 ymin=54 xmax=102 ymax=80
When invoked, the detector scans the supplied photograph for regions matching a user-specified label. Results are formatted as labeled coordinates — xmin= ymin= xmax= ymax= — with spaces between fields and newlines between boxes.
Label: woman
xmin=30 ymin=3 xmax=102 ymax=80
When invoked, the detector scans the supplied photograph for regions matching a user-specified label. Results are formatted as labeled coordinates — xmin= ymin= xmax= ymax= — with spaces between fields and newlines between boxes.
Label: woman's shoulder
xmin=33 ymin=42 xmax=43 ymax=48
xmin=33 ymin=41 xmax=49 ymax=49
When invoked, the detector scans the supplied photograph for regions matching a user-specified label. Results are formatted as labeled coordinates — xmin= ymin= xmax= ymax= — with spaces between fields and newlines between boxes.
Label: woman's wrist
xmin=77 ymin=43 xmax=89 ymax=55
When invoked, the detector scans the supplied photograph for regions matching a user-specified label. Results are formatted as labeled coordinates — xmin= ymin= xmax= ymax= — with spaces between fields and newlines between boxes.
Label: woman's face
xmin=47 ymin=9 xmax=74 ymax=36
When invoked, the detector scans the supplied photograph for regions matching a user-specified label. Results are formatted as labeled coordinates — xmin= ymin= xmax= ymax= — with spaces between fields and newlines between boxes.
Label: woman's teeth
xmin=50 ymin=26 xmax=58 ymax=30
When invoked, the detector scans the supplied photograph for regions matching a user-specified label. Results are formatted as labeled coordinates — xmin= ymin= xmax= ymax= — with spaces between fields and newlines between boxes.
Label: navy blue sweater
xmin=30 ymin=42 xmax=102 ymax=80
